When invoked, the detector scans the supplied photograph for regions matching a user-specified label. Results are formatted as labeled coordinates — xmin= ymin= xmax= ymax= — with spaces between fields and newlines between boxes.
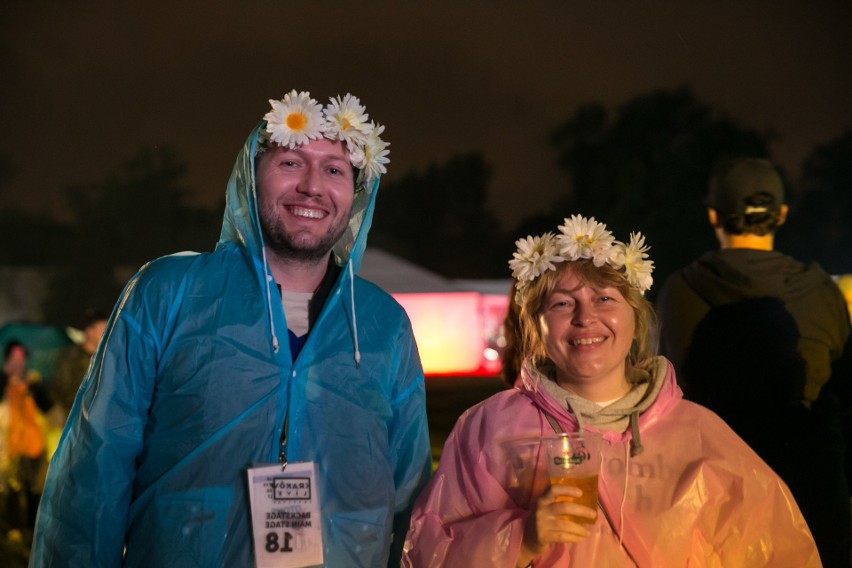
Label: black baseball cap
xmin=706 ymin=158 xmax=785 ymax=216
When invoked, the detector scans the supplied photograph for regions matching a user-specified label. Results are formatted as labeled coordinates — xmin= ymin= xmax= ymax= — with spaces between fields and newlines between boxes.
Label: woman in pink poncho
xmin=404 ymin=215 xmax=821 ymax=567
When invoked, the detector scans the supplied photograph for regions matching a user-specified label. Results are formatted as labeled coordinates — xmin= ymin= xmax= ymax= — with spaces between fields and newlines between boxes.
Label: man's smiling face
xmin=256 ymin=138 xmax=355 ymax=262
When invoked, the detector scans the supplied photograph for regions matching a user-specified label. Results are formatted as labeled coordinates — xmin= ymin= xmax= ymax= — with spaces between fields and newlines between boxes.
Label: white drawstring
xmin=261 ymin=247 xmax=280 ymax=353
xmin=349 ymin=263 xmax=360 ymax=368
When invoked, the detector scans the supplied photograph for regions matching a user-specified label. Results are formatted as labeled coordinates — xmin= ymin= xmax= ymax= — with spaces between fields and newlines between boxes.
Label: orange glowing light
xmin=393 ymin=292 xmax=509 ymax=376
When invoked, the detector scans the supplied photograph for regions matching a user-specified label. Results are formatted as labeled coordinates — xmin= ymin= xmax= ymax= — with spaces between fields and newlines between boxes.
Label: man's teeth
xmin=290 ymin=207 xmax=325 ymax=219
xmin=570 ymin=337 xmax=604 ymax=346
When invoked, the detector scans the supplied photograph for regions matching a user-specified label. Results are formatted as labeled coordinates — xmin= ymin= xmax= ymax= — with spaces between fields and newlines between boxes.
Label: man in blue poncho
xmin=30 ymin=90 xmax=432 ymax=567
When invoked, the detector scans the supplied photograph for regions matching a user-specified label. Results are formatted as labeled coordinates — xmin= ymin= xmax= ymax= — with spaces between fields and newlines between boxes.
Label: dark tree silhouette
xmin=0 ymin=208 xmax=73 ymax=266
xmin=371 ymin=153 xmax=509 ymax=278
xmin=63 ymin=146 xmax=218 ymax=265
xmin=0 ymin=154 xmax=73 ymax=265
xmin=41 ymin=147 xmax=220 ymax=325
xmin=781 ymin=128 xmax=852 ymax=274
xmin=545 ymin=86 xmax=774 ymax=290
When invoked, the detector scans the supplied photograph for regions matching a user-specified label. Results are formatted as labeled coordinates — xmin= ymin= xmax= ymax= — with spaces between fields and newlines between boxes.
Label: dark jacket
xmin=657 ymin=248 xmax=850 ymax=404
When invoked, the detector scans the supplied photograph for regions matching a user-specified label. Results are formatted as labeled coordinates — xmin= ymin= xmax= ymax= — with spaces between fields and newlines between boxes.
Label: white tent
xmin=359 ymin=248 xmax=512 ymax=295
xmin=359 ymin=248 xmax=510 ymax=376
xmin=358 ymin=248 xmax=459 ymax=293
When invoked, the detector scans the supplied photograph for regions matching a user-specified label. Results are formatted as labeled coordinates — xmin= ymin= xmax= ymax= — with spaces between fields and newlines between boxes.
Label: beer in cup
xmin=543 ymin=432 xmax=602 ymax=525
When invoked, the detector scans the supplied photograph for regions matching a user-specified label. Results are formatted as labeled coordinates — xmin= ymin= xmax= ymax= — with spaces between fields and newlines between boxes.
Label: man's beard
xmin=259 ymin=200 xmax=351 ymax=263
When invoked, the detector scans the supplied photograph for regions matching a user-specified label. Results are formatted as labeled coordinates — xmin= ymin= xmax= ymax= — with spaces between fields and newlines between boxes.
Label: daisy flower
xmin=556 ymin=215 xmax=616 ymax=266
xmin=360 ymin=122 xmax=390 ymax=184
xmin=324 ymin=93 xmax=372 ymax=149
xmin=619 ymin=232 xmax=655 ymax=293
xmin=258 ymin=90 xmax=393 ymax=189
xmin=264 ymin=90 xmax=326 ymax=148
xmin=509 ymin=233 xmax=565 ymax=283
xmin=508 ymin=214 xmax=655 ymax=297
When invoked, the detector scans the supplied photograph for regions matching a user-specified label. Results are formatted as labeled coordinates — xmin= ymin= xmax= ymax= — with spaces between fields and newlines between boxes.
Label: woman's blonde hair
xmin=517 ymin=259 xmax=658 ymax=384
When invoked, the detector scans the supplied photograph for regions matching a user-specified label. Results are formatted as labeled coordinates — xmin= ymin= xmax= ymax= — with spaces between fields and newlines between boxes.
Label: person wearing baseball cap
xmin=657 ymin=157 xmax=851 ymax=565
xmin=704 ymin=158 xmax=788 ymax=244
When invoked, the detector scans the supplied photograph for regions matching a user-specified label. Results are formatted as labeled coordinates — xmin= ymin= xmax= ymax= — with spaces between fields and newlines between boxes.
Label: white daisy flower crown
xmin=509 ymin=214 xmax=655 ymax=305
xmin=257 ymin=90 xmax=390 ymax=190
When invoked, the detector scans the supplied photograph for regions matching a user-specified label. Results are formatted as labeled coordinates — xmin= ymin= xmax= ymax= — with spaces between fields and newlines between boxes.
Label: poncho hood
xmin=217 ymin=121 xmax=379 ymax=276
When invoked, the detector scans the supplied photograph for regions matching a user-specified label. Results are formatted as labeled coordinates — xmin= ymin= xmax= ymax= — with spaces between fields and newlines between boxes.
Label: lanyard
xmin=279 ymin=415 xmax=289 ymax=469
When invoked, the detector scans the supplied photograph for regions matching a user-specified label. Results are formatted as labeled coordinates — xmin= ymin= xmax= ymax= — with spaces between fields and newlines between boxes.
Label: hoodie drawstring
xmin=349 ymin=263 xmax=360 ymax=368
xmin=620 ymin=411 xmax=643 ymax=550
xmin=629 ymin=411 xmax=644 ymax=457
xmin=261 ymin=247 xmax=280 ymax=353
xmin=613 ymin=411 xmax=645 ymax=560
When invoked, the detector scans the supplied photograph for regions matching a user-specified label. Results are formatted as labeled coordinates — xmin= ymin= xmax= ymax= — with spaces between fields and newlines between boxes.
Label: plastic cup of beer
xmin=543 ymin=432 xmax=601 ymax=525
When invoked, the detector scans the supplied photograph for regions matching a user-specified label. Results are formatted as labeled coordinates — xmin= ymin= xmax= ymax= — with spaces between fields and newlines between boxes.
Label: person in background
xmin=657 ymin=157 xmax=850 ymax=406
xmin=31 ymin=90 xmax=431 ymax=567
xmin=657 ymin=157 xmax=851 ymax=565
xmin=0 ymin=341 xmax=47 ymax=536
xmin=404 ymin=215 xmax=820 ymax=567
xmin=49 ymin=308 xmax=109 ymax=422
xmin=683 ymin=297 xmax=849 ymax=566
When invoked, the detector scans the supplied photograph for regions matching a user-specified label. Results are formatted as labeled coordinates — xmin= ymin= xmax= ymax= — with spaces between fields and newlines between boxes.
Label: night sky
xmin=2 ymin=1 xmax=851 ymax=231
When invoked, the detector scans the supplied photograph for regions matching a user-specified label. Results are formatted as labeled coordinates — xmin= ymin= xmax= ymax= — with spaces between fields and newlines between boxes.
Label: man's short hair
xmin=706 ymin=158 xmax=785 ymax=236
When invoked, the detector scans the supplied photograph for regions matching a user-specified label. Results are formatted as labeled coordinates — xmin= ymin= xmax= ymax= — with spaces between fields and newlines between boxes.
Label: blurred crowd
xmin=0 ymin=309 xmax=107 ymax=561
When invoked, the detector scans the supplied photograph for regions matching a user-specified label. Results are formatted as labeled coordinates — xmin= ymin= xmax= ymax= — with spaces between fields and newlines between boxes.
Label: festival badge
xmin=247 ymin=462 xmax=323 ymax=568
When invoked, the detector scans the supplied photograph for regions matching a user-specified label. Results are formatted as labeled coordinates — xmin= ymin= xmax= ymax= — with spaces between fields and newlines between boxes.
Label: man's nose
xmin=297 ymin=164 xmax=324 ymax=196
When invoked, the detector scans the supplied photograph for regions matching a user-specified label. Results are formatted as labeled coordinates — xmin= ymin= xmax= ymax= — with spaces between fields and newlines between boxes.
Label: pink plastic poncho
xmin=404 ymin=357 xmax=821 ymax=567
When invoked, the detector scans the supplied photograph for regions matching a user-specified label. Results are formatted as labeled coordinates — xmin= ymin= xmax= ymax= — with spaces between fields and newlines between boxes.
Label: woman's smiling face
xmin=539 ymin=265 xmax=636 ymax=400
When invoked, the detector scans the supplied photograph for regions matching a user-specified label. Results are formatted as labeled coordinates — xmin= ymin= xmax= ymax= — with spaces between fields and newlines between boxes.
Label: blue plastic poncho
xmin=30 ymin=123 xmax=432 ymax=567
